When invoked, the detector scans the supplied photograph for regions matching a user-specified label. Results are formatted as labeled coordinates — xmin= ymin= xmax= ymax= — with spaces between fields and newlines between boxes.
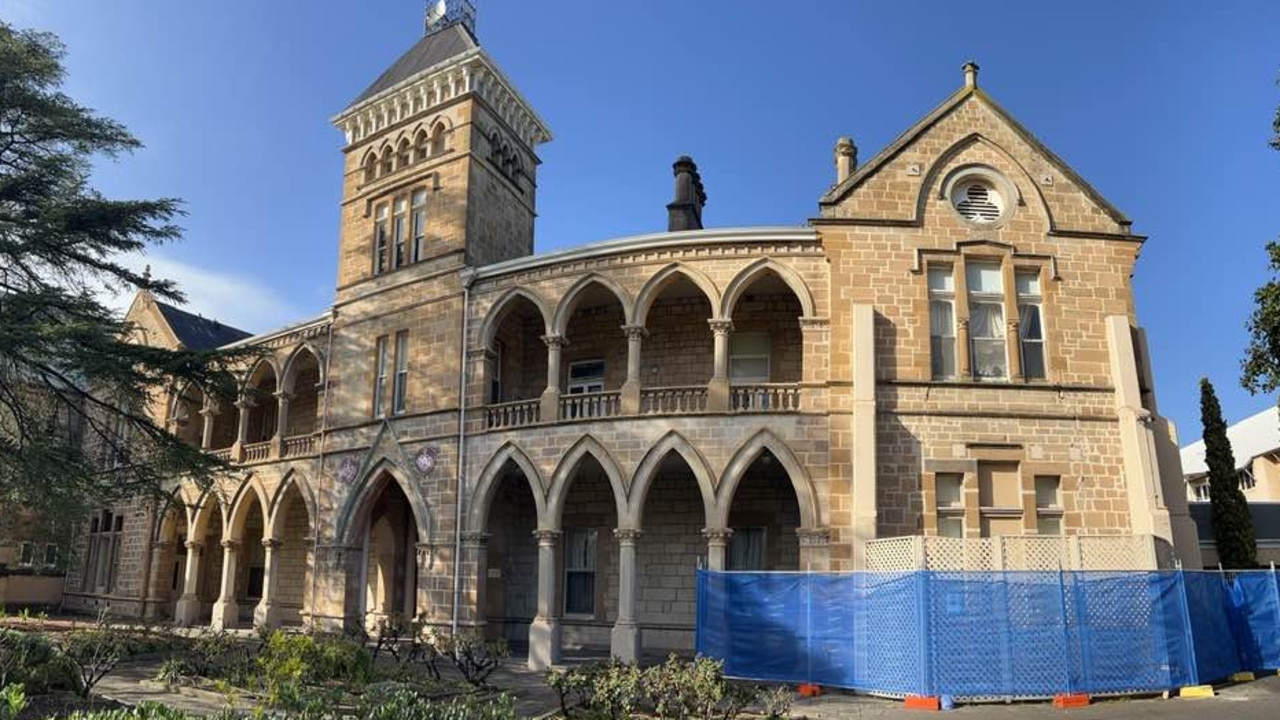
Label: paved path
xmin=793 ymin=674 xmax=1280 ymax=719
xmin=95 ymin=657 xmax=1280 ymax=719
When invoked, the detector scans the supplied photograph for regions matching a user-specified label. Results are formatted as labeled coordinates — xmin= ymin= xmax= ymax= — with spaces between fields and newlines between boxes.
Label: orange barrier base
xmin=1053 ymin=693 xmax=1091 ymax=708
xmin=798 ymin=683 xmax=822 ymax=697
xmin=904 ymin=695 xmax=940 ymax=711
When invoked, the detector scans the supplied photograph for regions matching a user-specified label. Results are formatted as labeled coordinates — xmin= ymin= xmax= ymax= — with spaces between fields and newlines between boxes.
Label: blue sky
xmin=10 ymin=0 xmax=1280 ymax=442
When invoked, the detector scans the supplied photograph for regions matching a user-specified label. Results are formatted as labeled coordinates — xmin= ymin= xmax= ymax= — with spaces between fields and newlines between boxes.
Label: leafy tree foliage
xmin=1199 ymin=378 xmax=1257 ymax=569
xmin=0 ymin=22 xmax=250 ymax=525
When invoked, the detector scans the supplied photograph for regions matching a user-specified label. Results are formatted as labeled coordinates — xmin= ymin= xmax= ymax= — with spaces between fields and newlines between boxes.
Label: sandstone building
xmin=63 ymin=3 xmax=1200 ymax=667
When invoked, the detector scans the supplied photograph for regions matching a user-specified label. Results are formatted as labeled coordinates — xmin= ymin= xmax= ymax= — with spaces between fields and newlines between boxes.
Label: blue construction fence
xmin=694 ymin=570 xmax=1280 ymax=700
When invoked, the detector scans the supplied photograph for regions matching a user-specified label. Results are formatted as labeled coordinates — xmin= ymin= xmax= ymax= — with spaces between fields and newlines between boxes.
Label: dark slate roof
xmin=155 ymin=301 xmax=252 ymax=351
xmin=1189 ymin=502 xmax=1280 ymax=542
xmin=348 ymin=24 xmax=478 ymax=108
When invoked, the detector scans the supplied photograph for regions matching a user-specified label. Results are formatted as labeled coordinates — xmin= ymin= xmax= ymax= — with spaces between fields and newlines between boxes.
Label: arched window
xmin=380 ymin=147 xmax=394 ymax=177
xmin=397 ymin=138 xmax=411 ymax=169
xmin=362 ymin=153 xmax=377 ymax=184
xmin=410 ymin=189 xmax=428 ymax=263
xmin=414 ymin=130 xmax=429 ymax=163
xmin=430 ymin=122 xmax=448 ymax=156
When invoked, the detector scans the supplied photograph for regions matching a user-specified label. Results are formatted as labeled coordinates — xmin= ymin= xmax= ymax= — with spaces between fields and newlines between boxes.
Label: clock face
xmin=338 ymin=457 xmax=359 ymax=485
xmin=415 ymin=446 xmax=439 ymax=476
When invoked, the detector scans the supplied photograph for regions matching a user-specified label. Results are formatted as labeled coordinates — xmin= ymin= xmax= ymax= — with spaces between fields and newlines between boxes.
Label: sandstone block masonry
xmin=63 ymin=17 xmax=1196 ymax=672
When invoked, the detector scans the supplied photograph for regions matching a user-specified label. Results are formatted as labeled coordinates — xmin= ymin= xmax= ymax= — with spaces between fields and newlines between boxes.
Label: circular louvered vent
xmin=951 ymin=181 xmax=1004 ymax=224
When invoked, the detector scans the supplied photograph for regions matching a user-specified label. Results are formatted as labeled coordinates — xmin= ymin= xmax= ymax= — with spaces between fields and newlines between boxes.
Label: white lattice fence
xmin=865 ymin=534 xmax=1171 ymax=571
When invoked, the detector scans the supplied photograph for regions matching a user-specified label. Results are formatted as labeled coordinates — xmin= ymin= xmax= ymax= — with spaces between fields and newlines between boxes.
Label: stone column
xmin=254 ymin=538 xmax=282 ymax=628
xmin=702 ymin=528 xmax=733 ymax=571
xmin=272 ymin=390 xmax=291 ymax=458
xmin=1007 ymin=319 xmax=1023 ymax=382
xmin=460 ymin=533 xmax=488 ymax=629
xmin=540 ymin=335 xmax=567 ymax=422
xmin=527 ymin=529 xmax=562 ymax=671
xmin=797 ymin=527 xmax=832 ymax=572
xmin=210 ymin=539 xmax=241 ymax=630
xmin=199 ymin=405 xmax=216 ymax=450
xmin=707 ymin=320 xmax=734 ymax=412
xmin=620 ymin=326 xmax=648 ymax=415
xmin=174 ymin=540 xmax=203 ymax=626
xmin=611 ymin=528 xmax=642 ymax=662
xmin=231 ymin=398 xmax=252 ymax=462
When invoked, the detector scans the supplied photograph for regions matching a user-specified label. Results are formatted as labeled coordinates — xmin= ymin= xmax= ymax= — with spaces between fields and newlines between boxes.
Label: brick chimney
xmin=667 ymin=156 xmax=707 ymax=232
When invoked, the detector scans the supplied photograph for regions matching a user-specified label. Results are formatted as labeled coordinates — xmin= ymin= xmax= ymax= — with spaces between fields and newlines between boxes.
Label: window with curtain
xmin=392 ymin=197 xmax=407 ymax=269
xmin=372 ymin=336 xmax=389 ymax=418
xmin=967 ymin=261 xmax=1007 ymax=379
xmin=564 ymin=528 xmax=597 ymax=615
xmin=411 ymin=189 xmax=427 ymax=263
xmin=1016 ymin=270 xmax=1046 ymax=380
xmin=729 ymin=332 xmax=771 ymax=384
xmin=928 ymin=266 xmax=956 ymax=379
xmin=727 ymin=528 xmax=766 ymax=570
xmin=393 ymin=331 xmax=409 ymax=415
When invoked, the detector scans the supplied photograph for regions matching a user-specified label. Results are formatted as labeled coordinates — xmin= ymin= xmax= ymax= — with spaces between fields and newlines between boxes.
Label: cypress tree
xmin=1199 ymin=378 xmax=1258 ymax=568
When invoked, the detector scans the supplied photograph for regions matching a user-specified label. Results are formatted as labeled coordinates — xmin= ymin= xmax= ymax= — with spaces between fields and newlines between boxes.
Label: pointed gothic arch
xmin=720 ymin=258 xmax=816 ymax=320
xmin=468 ymin=442 xmax=547 ymax=532
xmin=551 ymin=274 xmax=635 ymax=336
xmin=716 ymin=430 xmax=820 ymax=529
xmin=626 ymin=431 xmax=717 ymax=529
xmin=632 ymin=263 xmax=722 ymax=326
xmin=546 ymin=435 xmax=629 ymax=530
xmin=917 ymin=133 xmax=1052 ymax=231
xmin=266 ymin=470 xmax=318 ymax=540
xmin=479 ymin=287 xmax=553 ymax=348
xmin=281 ymin=342 xmax=325 ymax=392
xmin=226 ymin=475 xmax=271 ymax=541
xmin=336 ymin=458 xmax=432 ymax=547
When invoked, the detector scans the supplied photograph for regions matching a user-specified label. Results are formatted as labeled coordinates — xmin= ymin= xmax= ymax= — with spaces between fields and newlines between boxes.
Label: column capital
xmin=184 ymin=540 xmax=204 ymax=551
xmin=621 ymin=325 xmax=649 ymax=341
xmin=261 ymin=538 xmax=282 ymax=550
xmin=234 ymin=397 xmax=255 ymax=411
xmin=541 ymin=334 xmax=568 ymax=349
xmin=613 ymin=528 xmax=643 ymax=544
xmin=533 ymin=529 xmax=561 ymax=545
xmin=273 ymin=389 xmax=293 ymax=402
xmin=199 ymin=404 xmax=219 ymax=418
xmin=708 ymin=319 xmax=735 ymax=336
xmin=466 ymin=346 xmax=495 ymax=361
xmin=702 ymin=527 xmax=734 ymax=544
xmin=461 ymin=531 xmax=489 ymax=547
xmin=220 ymin=539 xmax=241 ymax=553
xmin=796 ymin=527 xmax=832 ymax=547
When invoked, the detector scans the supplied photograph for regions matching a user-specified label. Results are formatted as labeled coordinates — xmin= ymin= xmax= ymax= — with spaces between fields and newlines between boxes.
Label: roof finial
xmin=962 ymin=61 xmax=979 ymax=89
xmin=142 ymin=264 xmax=151 ymax=284
xmin=425 ymin=0 xmax=477 ymax=37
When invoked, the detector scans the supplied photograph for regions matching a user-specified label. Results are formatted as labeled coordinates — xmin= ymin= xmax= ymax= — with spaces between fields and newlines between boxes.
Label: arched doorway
xmin=553 ymin=452 xmax=623 ymax=655
xmin=722 ymin=266 xmax=806 ymax=410
xmin=243 ymin=363 xmax=279 ymax=445
xmin=270 ymin=480 xmax=315 ymax=626
xmin=482 ymin=459 xmax=539 ymax=644
xmin=484 ymin=293 xmax=549 ymax=408
xmin=723 ymin=449 xmax=802 ymax=571
xmin=149 ymin=496 xmax=189 ymax=620
xmin=637 ymin=271 xmax=715 ymax=409
xmin=557 ymin=280 xmax=630 ymax=418
xmin=351 ymin=474 xmax=420 ymax=630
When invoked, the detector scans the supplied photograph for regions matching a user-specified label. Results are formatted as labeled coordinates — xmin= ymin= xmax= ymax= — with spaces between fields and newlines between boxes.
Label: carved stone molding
xmin=796 ymin=527 xmax=832 ymax=548
xmin=701 ymin=527 xmax=734 ymax=544
xmin=613 ymin=528 xmax=643 ymax=544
